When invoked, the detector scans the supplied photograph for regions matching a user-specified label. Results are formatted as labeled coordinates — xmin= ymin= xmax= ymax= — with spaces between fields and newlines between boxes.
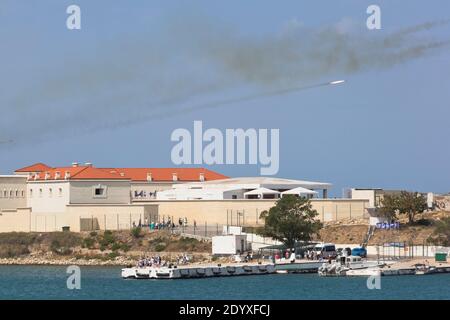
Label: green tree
xmin=429 ymin=217 xmax=450 ymax=246
xmin=379 ymin=191 xmax=427 ymax=224
xmin=258 ymin=195 xmax=322 ymax=250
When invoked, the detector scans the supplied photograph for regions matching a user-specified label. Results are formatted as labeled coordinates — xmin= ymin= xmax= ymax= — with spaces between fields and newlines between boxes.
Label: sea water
xmin=0 ymin=265 xmax=448 ymax=300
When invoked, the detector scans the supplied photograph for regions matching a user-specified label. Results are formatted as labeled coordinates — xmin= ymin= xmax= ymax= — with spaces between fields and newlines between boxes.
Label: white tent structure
xmin=281 ymin=187 xmax=318 ymax=198
xmin=244 ymin=187 xmax=280 ymax=199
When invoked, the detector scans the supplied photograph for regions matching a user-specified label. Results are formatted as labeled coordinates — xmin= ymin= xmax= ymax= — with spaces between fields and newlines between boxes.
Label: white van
xmin=314 ymin=243 xmax=337 ymax=259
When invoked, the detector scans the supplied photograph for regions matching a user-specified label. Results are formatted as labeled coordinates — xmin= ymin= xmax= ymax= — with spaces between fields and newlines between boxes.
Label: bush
xmin=154 ymin=243 xmax=167 ymax=252
xmin=82 ymin=237 xmax=96 ymax=249
xmin=48 ymin=232 xmax=81 ymax=255
xmin=0 ymin=244 xmax=30 ymax=258
xmin=0 ymin=232 xmax=37 ymax=245
xmin=130 ymin=227 xmax=142 ymax=239
xmin=89 ymin=231 xmax=98 ymax=237
xmin=99 ymin=231 xmax=116 ymax=248
xmin=111 ymin=242 xmax=122 ymax=251
xmin=120 ymin=243 xmax=130 ymax=252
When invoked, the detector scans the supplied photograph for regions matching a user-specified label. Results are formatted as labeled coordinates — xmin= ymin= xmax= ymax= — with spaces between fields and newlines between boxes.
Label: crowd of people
xmin=136 ymin=253 xmax=190 ymax=268
xmin=132 ymin=217 xmax=192 ymax=230
xmin=137 ymin=255 xmax=168 ymax=268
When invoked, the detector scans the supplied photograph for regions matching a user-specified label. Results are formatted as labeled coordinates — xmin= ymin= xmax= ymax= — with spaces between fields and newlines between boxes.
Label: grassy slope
xmin=0 ymin=229 xmax=211 ymax=260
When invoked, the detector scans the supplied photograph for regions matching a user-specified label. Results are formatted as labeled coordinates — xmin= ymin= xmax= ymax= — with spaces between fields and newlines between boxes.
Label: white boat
xmin=318 ymin=255 xmax=386 ymax=277
xmin=414 ymin=263 xmax=436 ymax=275
xmin=121 ymin=267 xmax=137 ymax=279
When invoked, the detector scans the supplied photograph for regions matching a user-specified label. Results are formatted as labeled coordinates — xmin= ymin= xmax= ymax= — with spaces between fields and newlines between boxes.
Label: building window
xmin=10 ymin=190 xmax=13 ymax=198
xmin=58 ymin=188 xmax=63 ymax=197
xmin=21 ymin=190 xmax=24 ymax=197
xmin=15 ymin=190 xmax=19 ymax=197
xmin=3 ymin=190 xmax=7 ymax=198
xmin=232 ymin=195 xmax=238 ymax=199
xmin=49 ymin=188 xmax=53 ymax=198
xmin=93 ymin=185 xmax=107 ymax=198
xmin=30 ymin=189 xmax=33 ymax=198
xmin=39 ymin=189 xmax=43 ymax=197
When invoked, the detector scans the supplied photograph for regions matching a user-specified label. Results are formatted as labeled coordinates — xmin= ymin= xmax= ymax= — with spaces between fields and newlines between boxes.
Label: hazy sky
xmin=1 ymin=0 xmax=450 ymax=196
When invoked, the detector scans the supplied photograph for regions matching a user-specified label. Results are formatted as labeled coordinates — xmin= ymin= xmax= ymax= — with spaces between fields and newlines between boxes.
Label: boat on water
xmin=121 ymin=263 xmax=276 ymax=279
xmin=414 ymin=263 xmax=436 ymax=275
xmin=318 ymin=255 xmax=386 ymax=277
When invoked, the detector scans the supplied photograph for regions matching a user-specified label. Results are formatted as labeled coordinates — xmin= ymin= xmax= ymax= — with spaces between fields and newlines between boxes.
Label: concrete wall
xmin=0 ymin=176 xmax=27 ymax=211
xmin=351 ymin=189 xmax=376 ymax=207
xmin=65 ymin=204 xmax=158 ymax=232
xmin=0 ymin=204 xmax=158 ymax=233
xmin=0 ymin=208 xmax=32 ymax=232
xmin=151 ymin=199 xmax=369 ymax=226
xmin=70 ymin=180 xmax=131 ymax=205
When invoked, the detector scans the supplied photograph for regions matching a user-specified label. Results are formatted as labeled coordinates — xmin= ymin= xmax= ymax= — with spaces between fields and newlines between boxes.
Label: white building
xmin=156 ymin=177 xmax=332 ymax=200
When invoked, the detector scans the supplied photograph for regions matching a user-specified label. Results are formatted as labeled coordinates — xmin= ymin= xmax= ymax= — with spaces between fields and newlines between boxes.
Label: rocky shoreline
xmin=0 ymin=256 xmax=136 ymax=266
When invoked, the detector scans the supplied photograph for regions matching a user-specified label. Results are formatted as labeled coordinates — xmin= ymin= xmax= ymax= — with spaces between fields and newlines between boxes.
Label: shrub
xmin=111 ymin=242 xmax=122 ymax=251
xmin=154 ymin=243 xmax=166 ymax=252
xmin=82 ymin=237 xmax=96 ymax=249
xmin=0 ymin=232 xmax=37 ymax=245
xmin=99 ymin=231 xmax=116 ymax=247
xmin=108 ymin=251 xmax=120 ymax=259
xmin=120 ymin=243 xmax=130 ymax=252
xmin=0 ymin=244 xmax=30 ymax=258
xmin=89 ymin=231 xmax=98 ymax=237
xmin=130 ymin=227 xmax=142 ymax=239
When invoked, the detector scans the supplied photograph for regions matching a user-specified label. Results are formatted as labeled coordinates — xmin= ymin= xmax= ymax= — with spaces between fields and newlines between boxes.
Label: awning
xmin=244 ymin=187 xmax=280 ymax=196
xmin=281 ymin=187 xmax=318 ymax=196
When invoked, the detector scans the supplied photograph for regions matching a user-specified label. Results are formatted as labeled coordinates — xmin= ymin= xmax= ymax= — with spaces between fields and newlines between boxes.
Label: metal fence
xmin=374 ymin=241 xmax=443 ymax=260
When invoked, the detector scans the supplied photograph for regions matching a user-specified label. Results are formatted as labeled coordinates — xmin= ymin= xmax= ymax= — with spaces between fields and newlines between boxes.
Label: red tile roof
xmin=112 ymin=168 xmax=228 ymax=182
xmin=29 ymin=166 xmax=128 ymax=181
xmin=19 ymin=163 xmax=228 ymax=182
xmin=15 ymin=163 xmax=52 ymax=173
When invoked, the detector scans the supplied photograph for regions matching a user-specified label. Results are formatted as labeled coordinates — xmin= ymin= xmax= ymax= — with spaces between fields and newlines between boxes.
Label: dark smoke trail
xmin=1 ymin=15 xmax=449 ymax=145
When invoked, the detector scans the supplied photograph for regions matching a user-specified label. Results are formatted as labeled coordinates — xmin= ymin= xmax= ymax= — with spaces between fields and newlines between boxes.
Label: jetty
xmin=121 ymin=262 xmax=276 ymax=279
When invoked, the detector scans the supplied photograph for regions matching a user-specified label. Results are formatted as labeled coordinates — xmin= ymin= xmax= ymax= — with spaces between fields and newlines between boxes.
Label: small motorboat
xmin=414 ymin=263 xmax=436 ymax=275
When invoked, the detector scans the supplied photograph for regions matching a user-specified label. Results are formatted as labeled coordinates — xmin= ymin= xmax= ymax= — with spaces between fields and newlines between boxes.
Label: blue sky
xmin=1 ymin=0 xmax=450 ymax=196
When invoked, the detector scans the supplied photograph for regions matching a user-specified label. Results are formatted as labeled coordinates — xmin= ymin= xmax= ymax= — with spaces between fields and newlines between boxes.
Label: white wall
xmin=0 ymin=176 xmax=27 ymax=211
xmin=212 ymin=235 xmax=248 ymax=255
xmin=27 ymin=181 xmax=70 ymax=213
xmin=351 ymin=189 xmax=376 ymax=207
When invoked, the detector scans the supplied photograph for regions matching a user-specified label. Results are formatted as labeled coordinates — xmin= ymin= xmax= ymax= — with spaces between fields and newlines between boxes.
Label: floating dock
xmin=122 ymin=263 xmax=276 ymax=279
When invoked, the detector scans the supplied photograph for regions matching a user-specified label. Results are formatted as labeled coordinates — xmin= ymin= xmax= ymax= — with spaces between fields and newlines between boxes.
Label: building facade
xmin=0 ymin=162 xmax=369 ymax=232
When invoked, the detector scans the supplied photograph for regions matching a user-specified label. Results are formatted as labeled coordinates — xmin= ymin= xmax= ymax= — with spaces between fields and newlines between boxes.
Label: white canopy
xmin=244 ymin=187 xmax=280 ymax=196
xmin=281 ymin=187 xmax=318 ymax=196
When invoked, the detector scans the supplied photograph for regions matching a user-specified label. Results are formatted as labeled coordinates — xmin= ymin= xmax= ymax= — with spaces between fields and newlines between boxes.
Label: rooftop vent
xmin=147 ymin=173 xmax=152 ymax=182
xmin=199 ymin=173 xmax=205 ymax=182
xmin=44 ymin=172 xmax=51 ymax=180
xmin=55 ymin=171 xmax=61 ymax=180
xmin=64 ymin=171 xmax=71 ymax=180
xmin=85 ymin=162 xmax=93 ymax=167
xmin=172 ymin=173 xmax=178 ymax=182
xmin=72 ymin=162 xmax=79 ymax=167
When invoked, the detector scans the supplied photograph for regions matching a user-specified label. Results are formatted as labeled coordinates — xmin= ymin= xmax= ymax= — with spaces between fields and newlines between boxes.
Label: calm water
xmin=0 ymin=266 xmax=449 ymax=300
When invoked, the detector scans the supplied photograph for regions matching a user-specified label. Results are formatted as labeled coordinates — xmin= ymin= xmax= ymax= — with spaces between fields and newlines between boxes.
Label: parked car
xmin=351 ymin=247 xmax=367 ymax=258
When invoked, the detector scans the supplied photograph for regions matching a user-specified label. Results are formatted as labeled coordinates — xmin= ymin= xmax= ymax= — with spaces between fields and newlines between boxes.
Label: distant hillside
xmin=319 ymin=211 xmax=450 ymax=245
